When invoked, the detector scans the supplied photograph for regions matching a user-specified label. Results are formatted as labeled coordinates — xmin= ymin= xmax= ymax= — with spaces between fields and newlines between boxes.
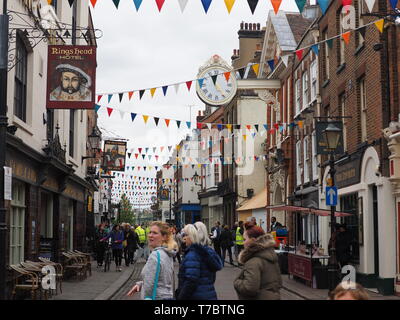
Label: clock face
xmin=196 ymin=66 xmax=237 ymax=106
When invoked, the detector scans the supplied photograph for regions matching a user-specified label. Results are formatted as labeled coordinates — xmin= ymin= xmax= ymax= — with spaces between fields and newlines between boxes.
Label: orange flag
xmin=128 ymin=91 xmax=134 ymax=100
xmin=374 ymin=19 xmax=384 ymax=33
xmin=143 ymin=115 xmax=149 ymax=124
xmin=150 ymin=88 xmax=157 ymax=97
xmin=342 ymin=31 xmax=351 ymax=45
xmin=271 ymin=0 xmax=282 ymax=14
xmin=165 ymin=119 xmax=170 ymax=127
xmin=90 ymin=0 xmax=98 ymax=7
xmin=224 ymin=72 xmax=231 ymax=82
xmin=252 ymin=63 xmax=259 ymax=76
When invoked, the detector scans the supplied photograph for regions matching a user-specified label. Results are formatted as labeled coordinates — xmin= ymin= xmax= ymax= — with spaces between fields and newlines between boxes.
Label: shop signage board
xmin=101 ymin=140 xmax=127 ymax=172
xmin=315 ymin=121 xmax=344 ymax=155
xmin=46 ymin=45 xmax=97 ymax=109
xmin=4 ymin=166 xmax=12 ymax=200
xmin=326 ymin=186 xmax=338 ymax=206
xmin=288 ymin=253 xmax=312 ymax=282
xmin=160 ymin=187 xmax=170 ymax=201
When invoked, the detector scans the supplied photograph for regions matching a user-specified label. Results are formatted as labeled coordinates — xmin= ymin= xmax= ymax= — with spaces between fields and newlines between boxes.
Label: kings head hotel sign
xmin=47 ymin=45 xmax=97 ymax=109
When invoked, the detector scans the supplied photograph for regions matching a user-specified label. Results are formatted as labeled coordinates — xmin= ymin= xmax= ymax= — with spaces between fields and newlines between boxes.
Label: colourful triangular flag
xmin=390 ymin=0 xmax=398 ymax=10
xmin=311 ymin=44 xmax=319 ymax=55
xmin=176 ymin=120 xmax=181 ymax=128
xmin=119 ymin=93 xmax=124 ymax=102
xmin=374 ymin=19 xmax=384 ymax=33
xmin=186 ymin=122 xmax=191 ymax=129
xmin=224 ymin=72 xmax=231 ymax=82
xmin=165 ymin=119 xmax=170 ymax=127
xmin=224 ymin=0 xmax=236 ymax=13
xmin=178 ymin=0 xmax=188 ymax=12
xmin=155 ymin=0 xmax=165 ymax=11
xmin=238 ymin=68 xmax=245 ymax=79
xmin=296 ymin=49 xmax=304 ymax=61
xmin=108 ymin=94 xmax=113 ymax=103
xmin=150 ymin=88 xmax=157 ymax=97
xmin=186 ymin=81 xmax=192 ymax=91
xmin=95 ymin=104 xmax=101 ymax=113
xmin=107 ymin=107 xmax=113 ymax=117
xmin=97 ymin=95 xmax=103 ymax=103
xmin=252 ymin=63 xmax=260 ymax=75
xmin=281 ymin=55 xmax=290 ymax=67
xmin=295 ymin=0 xmax=306 ymax=13
xmin=364 ymin=0 xmax=375 ymax=12
xmin=139 ymin=90 xmax=145 ymax=99
xmin=174 ymin=83 xmax=180 ymax=94
xmin=317 ymin=0 xmax=329 ymax=15
xmin=154 ymin=117 xmax=160 ymax=126
xmin=90 ymin=0 xmax=98 ymax=8
xmin=131 ymin=113 xmax=137 ymax=122
xmin=267 ymin=60 xmax=274 ymax=72
xmin=342 ymin=31 xmax=351 ymax=45
xmin=133 ymin=0 xmax=143 ymax=11
xmin=162 ymin=86 xmax=168 ymax=96
xmin=112 ymin=0 xmax=120 ymax=8
xmin=211 ymin=75 xmax=218 ymax=85
xmin=271 ymin=0 xmax=282 ymax=14
xmin=128 ymin=91 xmax=134 ymax=100
xmin=247 ymin=0 xmax=259 ymax=14
xmin=201 ymin=0 xmax=212 ymax=13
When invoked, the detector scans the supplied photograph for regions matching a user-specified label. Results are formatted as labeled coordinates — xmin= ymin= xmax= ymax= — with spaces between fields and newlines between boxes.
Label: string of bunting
xmin=65 ymin=0 xmax=396 ymax=17
xmin=95 ymin=16 xmax=387 ymax=100
xmin=97 ymin=103 xmax=302 ymax=133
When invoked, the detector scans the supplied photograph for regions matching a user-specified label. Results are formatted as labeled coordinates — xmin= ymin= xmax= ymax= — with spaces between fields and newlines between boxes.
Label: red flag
xmin=135 ymin=154 xmax=138 ymax=159
xmin=296 ymin=49 xmax=304 ymax=61
xmin=128 ymin=91 xmax=134 ymax=100
xmin=155 ymin=0 xmax=165 ymax=11
xmin=97 ymin=95 xmax=103 ymax=103
xmin=107 ymin=107 xmax=113 ymax=117
xmin=186 ymin=81 xmax=192 ymax=91
xmin=197 ymin=122 xmax=203 ymax=129
xmin=165 ymin=119 xmax=170 ymax=127
xmin=90 ymin=0 xmax=98 ymax=8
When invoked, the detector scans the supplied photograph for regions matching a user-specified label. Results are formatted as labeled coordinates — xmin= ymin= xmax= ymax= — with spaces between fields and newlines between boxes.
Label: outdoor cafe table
xmin=288 ymin=252 xmax=330 ymax=287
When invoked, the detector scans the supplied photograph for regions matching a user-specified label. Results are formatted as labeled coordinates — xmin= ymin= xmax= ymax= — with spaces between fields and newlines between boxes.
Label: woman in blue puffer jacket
xmin=176 ymin=222 xmax=223 ymax=300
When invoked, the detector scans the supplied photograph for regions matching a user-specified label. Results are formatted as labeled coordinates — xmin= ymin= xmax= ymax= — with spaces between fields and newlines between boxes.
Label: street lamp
xmin=323 ymin=122 xmax=342 ymax=291
xmin=192 ymin=171 xmax=202 ymax=187
xmin=82 ymin=127 xmax=101 ymax=163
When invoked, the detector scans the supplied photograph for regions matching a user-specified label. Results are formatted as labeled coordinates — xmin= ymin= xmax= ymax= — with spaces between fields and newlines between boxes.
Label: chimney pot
xmin=240 ymin=22 xmax=244 ymax=30
xmin=257 ymin=23 xmax=260 ymax=30
xmin=245 ymin=23 xmax=248 ymax=30
xmin=249 ymin=24 xmax=253 ymax=30
xmin=253 ymin=23 xmax=256 ymax=30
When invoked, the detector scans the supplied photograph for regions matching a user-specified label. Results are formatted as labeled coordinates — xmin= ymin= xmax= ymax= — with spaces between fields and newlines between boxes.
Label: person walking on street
xmin=126 ymin=221 xmax=176 ymax=300
xmin=335 ymin=224 xmax=352 ymax=270
xmin=270 ymin=217 xmax=283 ymax=232
xmin=210 ymin=221 xmax=222 ymax=259
xmin=95 ymin=223 xmax=107 ymax=267
xmin=235 ymin=221 xmax=244 ymax=263
xmin=124 ymin=223 xmax=139 ymax=266
xmin=101 ymin=224 xmax=125 ymax=272
xmin=220 ymin=225 xmax=234 ymax=266
xmin=176 ymin=223 xmax=223 ymax=300
xmin=135 ymin=224 xmax=146 ymax=261
xmin=234 ymin=222 xmax=282 ymax=300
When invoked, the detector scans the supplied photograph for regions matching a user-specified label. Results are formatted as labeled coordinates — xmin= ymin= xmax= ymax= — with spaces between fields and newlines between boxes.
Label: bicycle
xmin=104 ymin=240 xmax=112 ymax=272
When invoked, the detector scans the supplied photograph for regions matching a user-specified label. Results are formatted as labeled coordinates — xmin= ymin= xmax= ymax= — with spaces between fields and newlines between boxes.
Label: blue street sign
xmin=326 ymin=187 xmax=338 ymax=206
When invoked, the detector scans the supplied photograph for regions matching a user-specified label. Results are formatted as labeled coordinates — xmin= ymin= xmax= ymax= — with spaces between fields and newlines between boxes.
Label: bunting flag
xmin=201 ymin=0 xmax=212 ymax=13
xmin=165 ymin=119 xmax=170 ymax=127
xmin=390 ymin=0 xmax=398 ymax=10
xmin=224 ymin=72 xmax=231 ymax=82
xmin=154 ymin=117 xmax=160 ymax=126
xmin=211 ymin=75 xmax=218 ymax=85
xmin=174 ymin=83 xmax=180 ymax=94
xmin=143 ymin=115 xmax=149 ymax=124
xmin=108 ymin=94 xmax=113 ymax=103
xmin=155 ymin=0 xmax=166 ymax=11
xmin=224 ymin=0 xmax=236 ymax=13
xmin=281 ymin=55 xmax=290 ymax=67
xmin=133 ymin=0 xmax=143 ymax=11
xmin=139 ymin=90 xmax=145 ymax=99
xmin=238 ymin=67 xmax=245 ymax=79
xmin=90 ymin=0 xmax=97 ymax=8
xmin=252 ymin=63 xmax=260 ymax=75
xmin=326 ymin=38 xmax=334 ymax=49
xmin=311 ymin=44 xmax=319 ymax=55
xmin=342 ymin=31 xmax=351 ymax=45
xmin=131 ymin=113 xmax=137 ymax=122
xmin=186 ymin=121 xmax=191 ymax=129
xmin=97 ymin=95 xmax=103 ymax=103
xmin=150 ymin=88 xmax=157 ymax=97
xmin=162 ymin=86 xmax=168 ymax=96
xmin=296 ymin=49 xmax=304 ymax=61
xmin=128 ymin=91 xmax=134 ymax=100
xmin=374 ymin=19 xmax=384 ymax=33
xmin=178 ymin=0 xmax=189 ymax=12
xmin=186 ymin=81 xmax=192 ymax=91
xmin=358 ymin=26 xmax=367 ymax=40
xmin=95 ymin=104 xmax=101 ymax=113
xmin=295 ymin=0 xmax=307 ymax=13
xmin=119 ymin=93 xmax=123 ymax=102
xmin=271 ymin=0 xmax=282 ymax=14
xmin=267 ymin=60 xmax=274 ymax=72
xmin=112 ymin=0 xmax=120 ymax=9
xmin=247 ymin=0 xmax=259 ymax=14
xmin=107 ymin=107 xmax=113 ymax=117
xmin=364 ymin=0 xmax=375 ymax=12
xmin=317 ymin=0 xmax=329 ymax=15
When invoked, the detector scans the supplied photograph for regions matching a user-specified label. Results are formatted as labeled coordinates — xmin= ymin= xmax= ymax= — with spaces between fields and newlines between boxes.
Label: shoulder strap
xmin=146 ymin=250 xmax=161 ymax=300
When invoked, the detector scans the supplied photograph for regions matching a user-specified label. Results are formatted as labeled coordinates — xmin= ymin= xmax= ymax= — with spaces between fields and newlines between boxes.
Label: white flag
xmin=178 ymin=0 xmax=188 ymax=12
xmin=364 ymin=0 xmax=376 ymax=13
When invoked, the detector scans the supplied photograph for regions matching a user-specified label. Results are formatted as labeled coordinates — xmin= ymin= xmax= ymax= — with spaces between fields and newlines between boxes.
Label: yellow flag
xmin=224 ymin=0 xmax=235 ymax=13
xmin=226 ymin=124 xmax=232 ymax=131
xmin=176 ymin=145 xmax=181 ymax=150
xmin=252 ymin=63 xmax=260 ymax=76
xmin=47 ymin=0 xmax=52 ymax=4
xmin=143 ymin=115 xmax=149 ymax=124
xmin=298 ymin=121 xmax=304 ymax=129
xmin=197 ymin=164 xmax=201 ymax=168
xmin=374 ymin=19 xmax=384 ymax=33
xmin=150 ymin=88 xmax=157 ymax=97
xmin=243 ymin=135 xmax=247 ymax=141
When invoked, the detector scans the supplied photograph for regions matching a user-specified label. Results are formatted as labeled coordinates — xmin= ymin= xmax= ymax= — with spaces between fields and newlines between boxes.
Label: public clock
xmin=196 ymin=63 xmax=237 ymax=106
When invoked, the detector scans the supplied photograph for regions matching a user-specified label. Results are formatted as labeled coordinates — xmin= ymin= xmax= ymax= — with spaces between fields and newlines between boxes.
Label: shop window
xmin=340 ymin=193 xmax=360 ymax=264
xmin=304 ymin=136 xmax=310 ymax=183
xmin=10 ymin=182 xmax=26 ymax=265
xmin=295 ymin=78 xmax=301 ymax=115
xmin=312 ymin=132 xmax=318 ymax=181
xmin=310 ymin=60 xmax=318 ymax=102
xmin=296 ymin=140 xmax=302 ymax=186
xmin=302 ymin=71 xmax=309 ymax=110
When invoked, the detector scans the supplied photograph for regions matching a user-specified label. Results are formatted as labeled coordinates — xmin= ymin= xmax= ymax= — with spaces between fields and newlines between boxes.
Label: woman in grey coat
xmin=127 ymin=221 xmax=177 ymax=300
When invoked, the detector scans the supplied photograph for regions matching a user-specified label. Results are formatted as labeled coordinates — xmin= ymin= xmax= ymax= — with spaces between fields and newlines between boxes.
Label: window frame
xmin=304 ymin=136 xmax=310 ymax=184
xmin=295 ymin=78 xmax=301 ymax=115
xmin=302 ymin=71 xmax=309 ymax=110
xmin=10 ymin=182 xmax=26 ymax=265
xmin=310 ymin=60 xmax=318 ymax=102
xmin=296 ymin=140 xmax=302 ymax=186
xmin=360 ymin=78 xmax=367 ymax=142
xmin=14 ymin=34 xmax=28 ymax=122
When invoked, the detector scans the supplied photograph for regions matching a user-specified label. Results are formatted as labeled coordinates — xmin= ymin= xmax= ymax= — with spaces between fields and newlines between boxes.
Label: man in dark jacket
xmin=123 ymin=224 xmax=139 ymax=266
xmin=220 ymin=225 xmax=234 ymax=266
xmin=335 ymin=224 xmax=352 ymax=268
xmin=210 ymin=221 xmax=222 ymax=259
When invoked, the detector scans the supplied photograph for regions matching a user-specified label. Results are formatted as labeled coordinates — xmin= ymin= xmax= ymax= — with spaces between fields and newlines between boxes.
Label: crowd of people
xmin=94 ymin=218 xmax=369 ymax=300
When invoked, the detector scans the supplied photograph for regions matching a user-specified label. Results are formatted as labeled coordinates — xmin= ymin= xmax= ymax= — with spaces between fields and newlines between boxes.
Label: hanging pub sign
xmin=159 ymin=187 xmax=170 ymax=201
xmin=46 ymin=45 xmax=97 ymax=109
xmin=101 ymin=140 xmax=127 ymax=172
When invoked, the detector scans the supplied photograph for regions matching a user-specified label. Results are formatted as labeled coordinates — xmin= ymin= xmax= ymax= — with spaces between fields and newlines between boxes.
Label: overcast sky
xmin=91 ymin=0 xmax=299 ymax=205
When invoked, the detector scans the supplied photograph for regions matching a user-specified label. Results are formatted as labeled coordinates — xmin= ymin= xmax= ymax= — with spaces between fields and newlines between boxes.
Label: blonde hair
xmin=194 ymin=221 xmax=212 ymax=246
xmin=183 ymin=224 xmax=200 ymax=245
xmin=330 ymin=282 xmax=370 ymax=300
xmin=150 ymin=221 xmax=177 ymax=251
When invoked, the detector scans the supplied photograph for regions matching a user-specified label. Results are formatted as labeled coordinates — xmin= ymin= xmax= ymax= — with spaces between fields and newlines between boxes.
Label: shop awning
xmin=237 ymin=188 xmax=267 ymax=212
xmin=266 ymin=205 xmax=352 ymax=217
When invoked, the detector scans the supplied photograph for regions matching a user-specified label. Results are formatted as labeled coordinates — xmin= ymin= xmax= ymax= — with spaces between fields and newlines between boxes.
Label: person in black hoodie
xmin=177 ymin=223 xmax=223 ymax=300
xmin=220 ymin=225 xmax=234 ymax=266
xmin=123 ymin=224 xmax=139 ymax=266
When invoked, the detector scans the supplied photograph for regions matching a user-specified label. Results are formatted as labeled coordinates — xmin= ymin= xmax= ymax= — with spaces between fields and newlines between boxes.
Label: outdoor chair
xmin=9 ymin=265 xmax=41 ymax=300
xmin=62 ymin=252 xmax=87 ymax=280
xmin=38 ymin=257 xmax=63 ymax=294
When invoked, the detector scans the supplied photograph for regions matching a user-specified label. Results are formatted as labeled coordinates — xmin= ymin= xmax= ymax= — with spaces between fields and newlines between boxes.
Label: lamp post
xmin=323 ymin=122 xmax=342 ymax=292
xmin=0 ymin=0 xmax=8 ymax=300
xmin=82 ymin=127 xmax=101 ymax=163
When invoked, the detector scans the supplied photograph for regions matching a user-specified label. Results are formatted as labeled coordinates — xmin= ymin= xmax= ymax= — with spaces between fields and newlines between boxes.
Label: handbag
xmin=144 ymin=250 xmax=161 ymax=300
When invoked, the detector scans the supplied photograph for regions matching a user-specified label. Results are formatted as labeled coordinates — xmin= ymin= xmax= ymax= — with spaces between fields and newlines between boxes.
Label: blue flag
xmin=311 ymin=44 xmax=319 ymax=55
xmin=201 ymin=0 xmax=212 ymax=13
xmin=317 ymin=0 xmax=329 ymax=15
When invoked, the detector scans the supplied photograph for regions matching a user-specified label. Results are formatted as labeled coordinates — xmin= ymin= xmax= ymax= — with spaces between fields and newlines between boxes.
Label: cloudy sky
xmin=91 ymin=0 xmax=299 ymax=205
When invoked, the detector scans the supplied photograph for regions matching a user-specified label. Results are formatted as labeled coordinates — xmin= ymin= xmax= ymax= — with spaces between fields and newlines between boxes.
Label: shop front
xmin=320 ymin=146 xmax=396 ymax=295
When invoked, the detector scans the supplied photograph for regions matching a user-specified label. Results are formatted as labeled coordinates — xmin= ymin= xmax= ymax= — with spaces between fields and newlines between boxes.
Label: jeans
xmin=113 ymin=248 xmax=123 ymax=267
